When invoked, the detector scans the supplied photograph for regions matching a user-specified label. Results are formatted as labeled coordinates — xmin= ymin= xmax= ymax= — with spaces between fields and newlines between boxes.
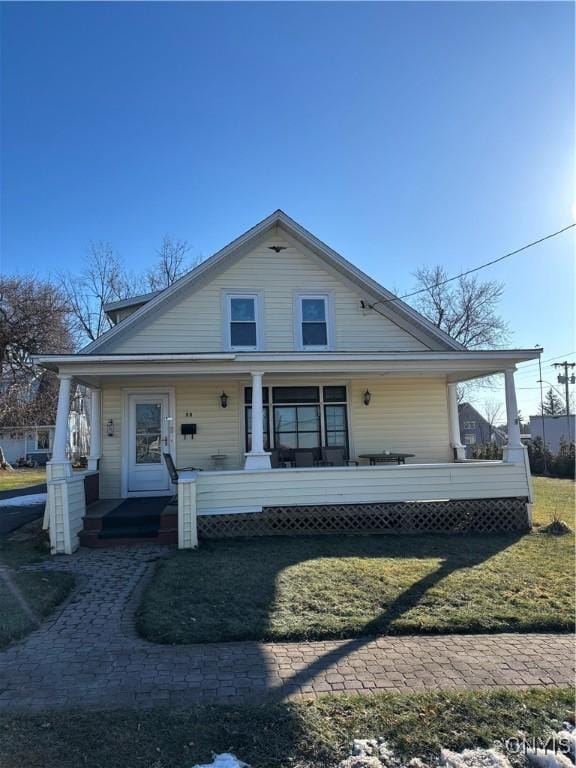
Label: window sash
xmin=274 ymin=405 xmax=321 ymax=449
xmin=227 ymin=295 xmax=258 ymax=349
xmin=298 ymin=296 xmax=329 ymax=348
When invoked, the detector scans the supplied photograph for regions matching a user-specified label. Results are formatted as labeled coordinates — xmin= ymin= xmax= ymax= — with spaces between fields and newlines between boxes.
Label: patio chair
xmin=319 ymin=447 xmax=359 ymax=467
xmin=293 ymin=449 xmax=316 ymax=467
xmin=278 ymin=447 xmax=295 ymax=467
xmin=162 ymin=452 xmax=200 ymax=485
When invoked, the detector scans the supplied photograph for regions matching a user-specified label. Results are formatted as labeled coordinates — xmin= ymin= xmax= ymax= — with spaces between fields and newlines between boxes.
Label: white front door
xmin=127 ymin=394 xmax=171 ymax=493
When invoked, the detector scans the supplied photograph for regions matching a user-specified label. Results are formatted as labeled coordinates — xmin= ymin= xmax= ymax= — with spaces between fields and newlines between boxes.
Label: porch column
xmin=503 ymin=367 xmax=525 ymax=463
xmin=447 ymin=383 xmax=466 ymax=461
xmin=47 ymin=374 xmax=73 ymax=480
xmin=244 ymin=371 xmax=271 ymax=470
xmin=87 ymin=387 xmax=101 ymax=471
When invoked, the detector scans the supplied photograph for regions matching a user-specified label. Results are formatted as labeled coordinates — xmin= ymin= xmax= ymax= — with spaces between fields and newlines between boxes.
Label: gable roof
xmin=82 ymin=210 xmax=465 ymax=354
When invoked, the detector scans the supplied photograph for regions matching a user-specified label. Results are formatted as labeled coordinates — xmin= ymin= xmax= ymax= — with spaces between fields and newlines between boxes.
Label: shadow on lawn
xmin=259 ymin=532 xmax=524 ymax=700
xmin=144 ymin=531 xmax=525 ymax=704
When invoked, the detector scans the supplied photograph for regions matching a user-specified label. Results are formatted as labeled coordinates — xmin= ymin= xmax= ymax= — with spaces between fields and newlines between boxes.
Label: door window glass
xmin=135 ymin=403 xmax=162 ymax=464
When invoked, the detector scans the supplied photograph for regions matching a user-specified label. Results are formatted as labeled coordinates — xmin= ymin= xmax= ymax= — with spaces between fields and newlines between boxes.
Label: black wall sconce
xmin=220 ymin=392 xmax=229 ymax=409
xmin=106 ymin=419 xmax=115 ymax=436
xmin=363 ymin=390 xmax=372 ymax=407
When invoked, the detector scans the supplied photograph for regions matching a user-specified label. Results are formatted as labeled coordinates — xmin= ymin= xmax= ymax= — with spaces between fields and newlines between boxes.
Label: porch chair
xmin=162 ymin=452 xmax=200 ymax=485
xmin=319 ymin=447 xmax=359 ymax=467
xmin=293 ymin=448 xmax=316 ymax=467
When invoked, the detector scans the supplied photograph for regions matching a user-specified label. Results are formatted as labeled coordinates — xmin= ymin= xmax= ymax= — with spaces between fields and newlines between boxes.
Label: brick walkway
xmin=0 ymin=546 xmax=573 ymax=712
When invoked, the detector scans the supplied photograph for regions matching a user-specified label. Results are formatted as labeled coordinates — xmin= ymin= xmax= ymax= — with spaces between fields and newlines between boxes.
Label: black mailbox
xmin=181 ymin=424 xmax=197 ymax=436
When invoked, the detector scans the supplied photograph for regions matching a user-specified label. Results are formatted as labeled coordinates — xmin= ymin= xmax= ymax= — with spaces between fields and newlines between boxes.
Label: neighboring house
xmin=0 ymin=385 xmax=90 ymax=467
xmin=35 ymin=210 xmax=539 ymax=554
xmin=0 ymin=425 xmax=55 ymax=466
xmin=458 ymin=402 xmax=507 ymax=458
xmin=529 ymin=414 xmax=575 ymax=453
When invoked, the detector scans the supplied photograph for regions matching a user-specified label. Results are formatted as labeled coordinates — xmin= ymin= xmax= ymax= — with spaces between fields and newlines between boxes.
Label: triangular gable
xmin=83 ymin=210 xmax=464 ymax=354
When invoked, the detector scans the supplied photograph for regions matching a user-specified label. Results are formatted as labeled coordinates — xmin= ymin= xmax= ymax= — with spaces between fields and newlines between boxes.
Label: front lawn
xmin=0 ymin=688 xmax=572 ymax=768
xmin=138 ymin=477 xmax=575 ymax=644
xmin=0 ymin=521 xmax=74 ymax=648
xmin=0 ymin=468 xmax=46 ymax=492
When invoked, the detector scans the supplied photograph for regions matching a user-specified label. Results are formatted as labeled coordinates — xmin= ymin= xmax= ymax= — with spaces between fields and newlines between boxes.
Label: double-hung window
xmin=227 ymin=294 xmax=259 ymax=350
xmin=297 ymin=294 xmax=330 ymax=349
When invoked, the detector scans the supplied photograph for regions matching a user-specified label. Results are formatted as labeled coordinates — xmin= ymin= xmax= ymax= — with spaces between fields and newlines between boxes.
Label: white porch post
xmin=503 ymin=367 xmax=525 ymax=464
xmin=244 ymin=371 xmax=271 ymax=470
xmin=87 ymin=387 xmax=101 ymax=471
xmin=47 ymin=374 xmax=73 ymax=480
xmin=447 ymin=383 xmax=466 ymax=461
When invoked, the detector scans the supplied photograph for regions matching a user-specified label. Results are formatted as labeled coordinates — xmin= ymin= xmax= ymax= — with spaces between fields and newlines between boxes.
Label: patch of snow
xmin=191 ymin=754 xmax=249 ymax=768
xmin=525 ymin=751 xmax=574 ymax=768
xmin=441 ymin=748 xmax=511 ymax=768
xmin=0 ymin=493 xmax=46 ymax=507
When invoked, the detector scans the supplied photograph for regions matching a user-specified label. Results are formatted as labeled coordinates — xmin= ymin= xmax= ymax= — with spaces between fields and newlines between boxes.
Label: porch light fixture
xmin=106 ymin=419 xmax=115 ymax=437
xmin=219 ymin=392 xmax=229 ymax=409
xmin=363 ymin=389 xmax=371 ymax=407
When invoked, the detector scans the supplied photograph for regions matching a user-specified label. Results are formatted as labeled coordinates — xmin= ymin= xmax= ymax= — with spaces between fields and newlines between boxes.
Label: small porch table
xmin=359 ymin=452 xmax=415 ymax=466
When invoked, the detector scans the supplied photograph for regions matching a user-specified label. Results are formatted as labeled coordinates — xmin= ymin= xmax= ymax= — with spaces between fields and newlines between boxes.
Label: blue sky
xmin=1 ymin=1 xmax=574 ymax=417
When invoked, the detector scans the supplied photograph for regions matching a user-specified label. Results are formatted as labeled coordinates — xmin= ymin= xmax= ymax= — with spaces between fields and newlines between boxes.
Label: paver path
xmin=0 ymin=546 xmax=573 ymax=711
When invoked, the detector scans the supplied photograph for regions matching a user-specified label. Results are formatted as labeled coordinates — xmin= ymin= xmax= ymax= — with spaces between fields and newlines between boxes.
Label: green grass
xmin=0 ymin=521 xmax=74 ymax=648
xmin=138 ymin=477 xmax=575 ymax=644
xmin=531 ymin=476 xmax=575 ymax=527
xmin=0 ymin=468 xmax=46 ymax=491
xmin=0 ymin=688 xmax=573 ymax=768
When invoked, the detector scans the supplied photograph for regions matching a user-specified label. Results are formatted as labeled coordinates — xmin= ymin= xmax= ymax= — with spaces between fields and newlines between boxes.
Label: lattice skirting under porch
xmin=197 ymin=497 xmax=530 ymax=538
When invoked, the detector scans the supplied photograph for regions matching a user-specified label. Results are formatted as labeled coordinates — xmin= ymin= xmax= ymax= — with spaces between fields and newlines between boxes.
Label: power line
xmin=365 ymin=223 xmax=575 ymax=310
xmin=516 ymin=351 xmax=576 ymax=373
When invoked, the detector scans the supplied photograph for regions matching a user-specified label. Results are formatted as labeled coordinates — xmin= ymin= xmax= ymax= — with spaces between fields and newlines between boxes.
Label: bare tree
xmin=411 ymin=266 xmax=509 ymax=348
xmin=58 ymin=242 xmax=142 ymax=347
xmin=146 ymin=236 xmax=197 ymax=291
xmin=0 ymin=276 xmax=73 ymax=465
xmin=481 ymin=398 xmax=504 ymax=442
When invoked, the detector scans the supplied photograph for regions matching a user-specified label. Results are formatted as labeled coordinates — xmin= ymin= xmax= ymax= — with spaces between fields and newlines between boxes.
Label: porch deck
xmin=80 ymin=496 xmax=177 ymax=547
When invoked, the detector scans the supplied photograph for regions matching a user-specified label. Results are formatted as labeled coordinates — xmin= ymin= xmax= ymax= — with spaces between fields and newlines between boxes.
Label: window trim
xmin=293 ymin=292 xmax=334 ymax=351
xmin=35 ymin=428 xmax=51 ymax=451
xmin=243 ymin=382 xmax=350 ymax=453
xmin=223 ymin=291 xmax=263 ymax=351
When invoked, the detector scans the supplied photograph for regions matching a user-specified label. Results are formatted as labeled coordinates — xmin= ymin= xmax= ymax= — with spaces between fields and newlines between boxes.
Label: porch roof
xmin=34 ymin=348 xmax=542 ymax=386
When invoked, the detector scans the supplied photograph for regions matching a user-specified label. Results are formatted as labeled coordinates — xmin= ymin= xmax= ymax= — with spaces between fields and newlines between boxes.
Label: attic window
xmin=296 ymin=294 xmax=332 ymax=350
xmin=226 ymin=294 xmax=261 ymax=350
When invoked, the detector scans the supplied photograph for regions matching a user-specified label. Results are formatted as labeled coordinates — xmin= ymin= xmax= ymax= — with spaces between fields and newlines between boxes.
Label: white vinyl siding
xmin=349 ymin=377 xmax=451 ymax=463
xmin=195 ymin=462 xmax=531 ymax=515
xmin=105 ymin=236 xmax=430 ymax=354
xmin=97 ymin=375 xmax=452 ymax=498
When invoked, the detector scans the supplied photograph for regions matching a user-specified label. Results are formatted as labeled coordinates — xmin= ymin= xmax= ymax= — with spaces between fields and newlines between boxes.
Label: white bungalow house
xmin=35 ymin=211 xmax=538 ymax=554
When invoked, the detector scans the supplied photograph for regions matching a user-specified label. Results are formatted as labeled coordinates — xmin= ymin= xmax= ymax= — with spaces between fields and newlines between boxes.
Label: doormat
xmin=105 ymin=496 xmax=172 ymax=520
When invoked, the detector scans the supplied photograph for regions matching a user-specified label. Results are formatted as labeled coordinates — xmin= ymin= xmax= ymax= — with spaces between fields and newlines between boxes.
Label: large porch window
xmin=244 ymin=385 xmax=349 ymax=455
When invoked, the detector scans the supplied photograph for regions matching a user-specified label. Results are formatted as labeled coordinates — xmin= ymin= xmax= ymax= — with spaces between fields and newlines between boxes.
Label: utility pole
xmin=553 ymin=361 xmax=576 ymax=443
xmin=536 ymin=346 xmax=547 ymax=473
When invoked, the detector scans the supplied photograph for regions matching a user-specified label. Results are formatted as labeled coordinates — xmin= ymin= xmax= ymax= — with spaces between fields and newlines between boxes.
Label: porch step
xmin=79 ymin=526 xmax=178 ymax=547
xmin=99 ymin=523 xmax=160 ymax=539
xmin=80 ymin=496 xmax=178 ymax=548
xmin=102 ymin=512 xmax=161 ymax=530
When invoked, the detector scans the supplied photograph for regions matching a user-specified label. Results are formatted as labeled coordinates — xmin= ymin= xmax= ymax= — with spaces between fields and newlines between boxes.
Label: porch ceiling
xmin=34 ymin=349 xmax=541 ymax=387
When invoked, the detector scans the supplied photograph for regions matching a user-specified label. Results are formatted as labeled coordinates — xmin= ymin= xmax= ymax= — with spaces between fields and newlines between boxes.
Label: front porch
xmin=36 ymin=349 xmax=537 ymax=554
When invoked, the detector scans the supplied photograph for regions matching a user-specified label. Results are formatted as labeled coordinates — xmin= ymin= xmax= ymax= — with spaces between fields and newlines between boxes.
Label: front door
xmin=127 ymin=394 xmax=171 ymax=493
